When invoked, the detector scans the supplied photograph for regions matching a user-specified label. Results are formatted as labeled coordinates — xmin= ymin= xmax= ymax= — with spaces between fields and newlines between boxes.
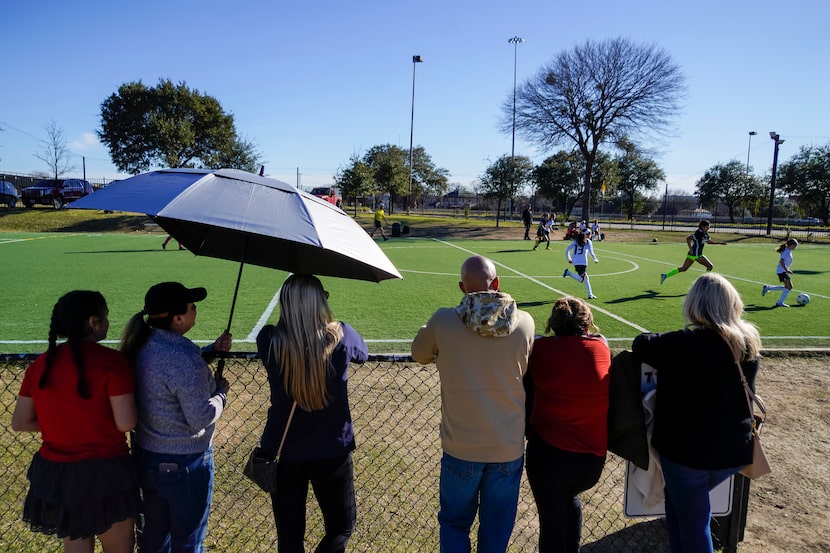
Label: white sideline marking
xmin=246 ymin=286 xmax=282 ymax=342
xmin=401 ymin=255 xmax=638 ymax=279
xmin=432 ymin=239 xmax=651 ymax=334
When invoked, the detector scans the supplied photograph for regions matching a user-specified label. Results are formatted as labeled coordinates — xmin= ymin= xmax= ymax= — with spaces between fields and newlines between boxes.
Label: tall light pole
xmin=766 ymin=132 xmax=785 ymax=235
xmin=746 ymin=131 xmax=757 ymax=174
xmin=508 ymin=36 xmax=524 ymax=216
xmin=508 ymin=36 xmax=524 ymax=159
xmin=408 ymin=55 xmax=423 ymax=214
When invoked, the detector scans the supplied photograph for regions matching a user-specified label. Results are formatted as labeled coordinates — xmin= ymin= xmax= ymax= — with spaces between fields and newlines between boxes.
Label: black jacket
xmin=632 ymin=328 xmax=758 ymax=470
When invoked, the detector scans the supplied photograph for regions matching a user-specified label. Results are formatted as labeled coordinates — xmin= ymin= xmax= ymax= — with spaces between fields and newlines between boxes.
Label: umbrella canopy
xmin=72 ymin=168 xmax=402 ymax=282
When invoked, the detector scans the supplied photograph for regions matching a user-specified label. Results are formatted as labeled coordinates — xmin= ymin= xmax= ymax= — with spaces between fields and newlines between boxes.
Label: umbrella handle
xmin=215 ymin=236 xmax=248 ymax=382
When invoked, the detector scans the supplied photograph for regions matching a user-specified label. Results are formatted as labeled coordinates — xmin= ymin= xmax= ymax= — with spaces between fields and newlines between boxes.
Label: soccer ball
xmin=796 ymin=293 xmax=810 ymax=306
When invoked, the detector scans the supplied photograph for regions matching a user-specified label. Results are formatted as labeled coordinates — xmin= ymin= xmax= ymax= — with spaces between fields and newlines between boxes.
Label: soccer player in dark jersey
xmin=661 ymin=220 xmax=727 ymax=284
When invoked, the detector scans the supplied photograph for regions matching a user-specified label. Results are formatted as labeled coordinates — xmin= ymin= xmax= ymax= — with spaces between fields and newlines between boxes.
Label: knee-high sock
xmin=778 ymin=289 xmax=791 ymax=304
xmin=766 ymin=285 xmax=786 ymax=292
xmin=583 ymin=275 xmax=594 ymax=296
xmin=565 ymin=270 xmax=583 ymax=282
xmin=665 ymin=268 xmax=679 ymax=278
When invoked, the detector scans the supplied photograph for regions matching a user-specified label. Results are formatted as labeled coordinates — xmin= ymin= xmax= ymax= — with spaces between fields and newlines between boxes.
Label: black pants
xmin=525 ymin=437 xmax=606 ymax=553
xmin=270 ymin=453 xmax=356 ymax=553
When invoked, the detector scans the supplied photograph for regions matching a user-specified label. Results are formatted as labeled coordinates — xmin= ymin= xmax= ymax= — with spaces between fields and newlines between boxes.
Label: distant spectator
xmin=522 ymin=206 xmax=533 ymax=240
xmin=369 ymin=204 xmax=389 ymax=241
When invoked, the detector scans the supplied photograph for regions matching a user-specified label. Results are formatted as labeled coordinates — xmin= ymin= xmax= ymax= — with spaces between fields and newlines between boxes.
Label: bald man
xmin=411 ymin=255 xmax=535 ymax=553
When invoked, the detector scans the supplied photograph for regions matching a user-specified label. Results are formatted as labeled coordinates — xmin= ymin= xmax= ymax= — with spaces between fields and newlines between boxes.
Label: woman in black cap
xmin=120 ymin=282 xmax=232 ymax=553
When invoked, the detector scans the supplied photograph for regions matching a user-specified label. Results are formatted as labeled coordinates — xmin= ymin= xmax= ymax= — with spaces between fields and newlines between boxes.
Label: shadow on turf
xmin=517 ymin=299 xmax=555 ymax=309
xmin=63 ymin=249 xmax=188 ymax=254
xmin=603 ymin=290 xmax=679 ymax=304
xmin=745 ymin=303 xmax=806 ymax=312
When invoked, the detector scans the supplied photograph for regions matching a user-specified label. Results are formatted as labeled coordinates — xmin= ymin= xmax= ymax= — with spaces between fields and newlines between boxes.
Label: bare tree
xmin=506 ymin=37 xmax=685 ymax=218
xmin=34 ymin=120 xmax=76 ymax=179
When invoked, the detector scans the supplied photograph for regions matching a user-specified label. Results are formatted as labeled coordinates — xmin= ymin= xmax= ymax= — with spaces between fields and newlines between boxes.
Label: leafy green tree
xmin=334 ymin=154 xmax=376 ymax=215
xmin=614 ymin=141 xmax=665 ymax=220
xmin=696 ymin=160 xmax=765 ymax=223
xmin=98 ymin=79 xmax=259 ymax=174
xmin=777 ymin=144 xmax=830 ymax=225
xmin=533 ymin=152 xmax=582 ymax=218
xmin=352 ymin=144 xmax=449 ymax=214
xmin=363 ymin=144 xmax=408 ymax=213
xmin=533 ymin=151 xmax=617 ymax=219
xmin=479 ymin=155 xmax=534 ymax=226
xmin=410 ymin=146 xmax=450 ymax=207
xmin=508 ymin=37 xmax=685 ymax=219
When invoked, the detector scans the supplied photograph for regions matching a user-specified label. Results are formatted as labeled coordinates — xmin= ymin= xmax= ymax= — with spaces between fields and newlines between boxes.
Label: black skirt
xmin=23 ymin=452 xmax=140 ymax=540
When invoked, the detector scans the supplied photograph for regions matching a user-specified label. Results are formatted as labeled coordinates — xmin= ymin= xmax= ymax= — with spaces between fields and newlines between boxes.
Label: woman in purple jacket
xmin=256 ymin=274 xmax=368 ymax=553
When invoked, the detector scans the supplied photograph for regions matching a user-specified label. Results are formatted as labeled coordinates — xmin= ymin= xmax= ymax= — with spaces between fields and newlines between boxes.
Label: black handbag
xmin=243 ymin=401 xmax=297 ymax=492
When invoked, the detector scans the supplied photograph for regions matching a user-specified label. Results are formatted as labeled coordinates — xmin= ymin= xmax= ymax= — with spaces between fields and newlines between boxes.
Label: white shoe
xmin=588 ymin=295 xmax=597 ymax=299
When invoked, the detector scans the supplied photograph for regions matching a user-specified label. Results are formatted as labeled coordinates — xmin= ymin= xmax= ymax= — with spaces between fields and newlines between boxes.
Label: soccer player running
xmin=532 ymin=213 xmax=555 ymax=251
xmin=563 ymin=230 xmax=599 ymax=299
xmin=762 ymin=238 xmax=798 ymax=307
xmin=661 ymin=220 xmax=727 ymax=284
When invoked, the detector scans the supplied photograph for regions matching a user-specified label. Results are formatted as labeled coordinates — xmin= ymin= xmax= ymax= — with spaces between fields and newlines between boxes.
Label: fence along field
xmin=0 ymin=232 xmax=827 ymax=352
xmin=1 ymin=226 xmax=827 ymax=551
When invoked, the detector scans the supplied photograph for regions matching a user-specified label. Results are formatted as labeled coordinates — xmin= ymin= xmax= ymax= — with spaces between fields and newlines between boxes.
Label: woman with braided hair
xmin=12 ymin=291 xmax=139 ymax=553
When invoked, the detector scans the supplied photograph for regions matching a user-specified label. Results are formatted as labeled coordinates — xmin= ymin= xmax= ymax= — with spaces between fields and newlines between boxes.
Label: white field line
xmin=246 ymin=286 xmax=282 ymax=343
xmin=432 ymin=239 xmax=650 ymax=334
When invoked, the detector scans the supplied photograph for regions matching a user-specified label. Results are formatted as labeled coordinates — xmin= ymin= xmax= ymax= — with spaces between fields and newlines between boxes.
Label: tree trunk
xmin=582 ymin=157 xmax=594 ymax=220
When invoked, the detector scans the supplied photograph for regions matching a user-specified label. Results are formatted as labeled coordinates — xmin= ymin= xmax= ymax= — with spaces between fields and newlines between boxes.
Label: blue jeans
xmin=438 ymin=452 xmax=523 ymax=553
xmin=659 ymin=454 xmax=739 ymax=553
xmin=135 ymin=448 xmax=214 ymax=553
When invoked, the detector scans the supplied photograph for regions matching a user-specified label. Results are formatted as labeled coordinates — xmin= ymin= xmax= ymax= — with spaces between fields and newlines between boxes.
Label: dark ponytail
xmin=39 ymin=291 xmax=107 ymax=399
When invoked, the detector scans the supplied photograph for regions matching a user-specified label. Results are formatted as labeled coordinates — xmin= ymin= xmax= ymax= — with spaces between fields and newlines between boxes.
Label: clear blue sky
xmin=2 ymin=0 xmax=828 ymax=194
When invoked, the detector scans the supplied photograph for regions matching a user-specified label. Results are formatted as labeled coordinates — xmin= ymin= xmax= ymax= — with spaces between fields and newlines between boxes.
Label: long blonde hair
xmin=269 ymin=274 xmax=343 ymax=411
xmin=683 ymin=273 xmax=762 ymax=362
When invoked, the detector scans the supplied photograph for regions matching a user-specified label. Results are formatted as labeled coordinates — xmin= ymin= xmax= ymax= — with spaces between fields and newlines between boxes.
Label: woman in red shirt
xmin=525 ymin=296 xmax=611 ymax=553
xmin=12 ymin=291 xmax=139 ymax=553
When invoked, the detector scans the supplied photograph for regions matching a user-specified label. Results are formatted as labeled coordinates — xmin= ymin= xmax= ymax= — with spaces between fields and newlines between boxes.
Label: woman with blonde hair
xmin=256 ymin=274 xmax=368 ymax=553
xmin=632 ymin=272 xmax=762 ymax=553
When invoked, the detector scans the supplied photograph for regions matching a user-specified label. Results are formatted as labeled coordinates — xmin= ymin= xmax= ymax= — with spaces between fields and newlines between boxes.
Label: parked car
xmin=21 ymin=178 xmax=93 ymax=209
xmin=0 ymin=180 xmax=19 ymax=208
xmin=310 ymin=186 xmax=343 ymax=207
xmin=796 ymin=217 xmax=822 ymax=225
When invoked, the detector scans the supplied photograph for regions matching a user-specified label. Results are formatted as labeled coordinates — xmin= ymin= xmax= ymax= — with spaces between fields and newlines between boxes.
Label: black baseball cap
xmin=144 ymin=282 xmax=207 ymax=318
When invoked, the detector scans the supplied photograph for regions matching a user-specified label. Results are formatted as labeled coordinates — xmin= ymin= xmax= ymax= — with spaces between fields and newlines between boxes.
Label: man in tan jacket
xmin=411 ymin=255 xmax=535 ymax=553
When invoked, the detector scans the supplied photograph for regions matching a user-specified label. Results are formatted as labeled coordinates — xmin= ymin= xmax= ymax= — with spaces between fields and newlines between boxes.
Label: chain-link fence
xmin=2 ymin=353 xmax=746 ymax=552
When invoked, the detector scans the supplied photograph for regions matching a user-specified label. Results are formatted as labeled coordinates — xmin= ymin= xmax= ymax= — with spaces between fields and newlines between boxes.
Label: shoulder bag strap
xmin=276 ymin=401 xmax=298 ymax=462
xmin=736 ymin=362 xmax=766 ymax=424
